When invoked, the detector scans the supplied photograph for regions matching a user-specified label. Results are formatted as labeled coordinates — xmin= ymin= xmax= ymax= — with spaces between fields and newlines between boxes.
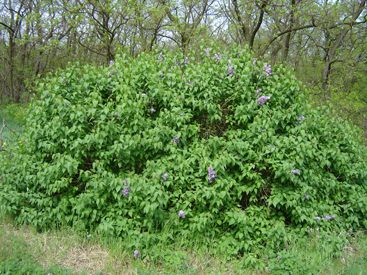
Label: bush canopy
xmin=1 ymin=45 xmax=367 ymax=260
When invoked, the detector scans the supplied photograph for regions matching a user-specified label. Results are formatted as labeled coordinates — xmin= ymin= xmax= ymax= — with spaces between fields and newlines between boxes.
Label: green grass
xmin=0 ymin=103 xmax=26 ymax=148
xmin=1 ymin=103 xmax=367 ymax=274
xmin=1 ymin=211 xmax=367 ymax=275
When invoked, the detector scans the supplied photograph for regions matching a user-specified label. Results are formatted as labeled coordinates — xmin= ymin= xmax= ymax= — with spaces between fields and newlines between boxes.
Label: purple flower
xmin=206 ymin=47 xmax=209 ymax=56
xmin=214 ymin=54 xmax=222 ymax=61
xmin=256 ymin=88 xmax=262 ymax=96
xmin=228 ymin=59 xmax=231 ymax=64
xmin=169 ymin=69 xmax=172 ymax=73
xmin=187 ymin=80 xmax=193 ymax=85
xmin=253 ymin=60 xmax=256 ymax=65
xmin=208 ymin=167 xmax=217 ymax=183
xmin=124 ymin=179 xmax=128 ymax=186
xmin=299 ymin=115 xmax=305 ymax=121
xmin=161 ymin=72 xmax=164 ymax=77
xmin=114 ymin=112 xmax=118 ymax=118
xmin=228 ymin=66 xmax=235 ymax=77
xmin=268 ymin=145 xmax=271 ymax=148
xmin=172 ymin=137 xmax=180 ymax=144
xmin=162 ymin=173 xmax=168 ymax=181
xmin=291 ymin=170 xmax=299 ymax=174
xmin=150 ymin=108 xmax=156 ymax=114
xmin=184 ymin=57 xmax=189 ymax=66
xmin=316 ymin=217 xmax=321 ymax=220
xmin=110 ymin=60 xmax=114 ymax=66
xmin=273 ymin=146 xmax=276 ymax=148
xmin=257 ymin=96 xmax=270 ymax=105
xmin=180 ymin=113 xmax=183 ymax=116
xmin=305 ymin=195 xmax=309 ymax=199
xmin=158 ymin=52 xmax=163 ymax=60
xmin=134 ymin=250 xmax=140 ymax=259
xmin=264 ymin=65 xmax=272 ymax=76
xmin=122 ymin=187 xmax=131 ymax=197
xmin=142 ymin=93 xmax=146 ymax=96
xmin=179 ymin=210 xmax=185 ymax=218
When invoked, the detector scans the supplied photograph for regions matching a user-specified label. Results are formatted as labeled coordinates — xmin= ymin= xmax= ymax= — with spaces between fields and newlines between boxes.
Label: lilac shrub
xmin=3 ymin=45 xmax=367 ymax=263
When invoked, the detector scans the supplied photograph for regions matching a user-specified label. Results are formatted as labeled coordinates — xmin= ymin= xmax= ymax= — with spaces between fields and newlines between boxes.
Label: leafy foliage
xmin=1 ymin=45 xmax=367 ymax=265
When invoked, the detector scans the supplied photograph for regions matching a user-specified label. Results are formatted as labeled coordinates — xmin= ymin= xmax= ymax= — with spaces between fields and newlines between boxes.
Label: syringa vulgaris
xmin=1 ymin=45 xmax=367 ymax=264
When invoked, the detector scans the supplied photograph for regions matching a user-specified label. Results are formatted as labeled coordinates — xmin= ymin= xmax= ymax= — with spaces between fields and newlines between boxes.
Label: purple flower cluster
xmin=110 ymin=60 xmax=114 ymax=66
xmin=299 ymin=115 xmax=305 ymax=121
xmin=257 ymin=96 xmax=270 ymax=105
xmin=158 ymin=52 xmax=163 ymax=61
xmin=268 ymin=145 xmax=276 ymax=149
xmin=215 ymin=54 xmax=222 ymax=62
xmin=316 ymin=215 xmax=336 ymax=220
xmin=134 ymin=250 xmax=140 ymax=259
xmin=161 ymin=72 xmax=164 ymax=77
xmin=184 ymin=57 xmax=189 ymax=66
xmin=208 ymin=167 xmax=217 ymax=183
xmin=264 ymin=65 xmax=272 ymax=76
xmin=172 ymin=137 xmax=180 ymax=143
xmin=169 ymin=69 xmax=172 ymax=73
xmin=291 ymin=170 xmax=299 ymax=174
xmin=162 ymin=173 xmax=168 ymax=181
xmin=123 ymin=187 xmax=131 ymax=197
xmin=253 ymin=60 xmax=256 ymax=65
xmin=206 ymin=47 xmax=210 ymax=56
xmin=179 ymin=210 xmax=185 ymax=218
xmin=228 ymin=66 xmax=235 ymax=77
xmin=187 ymin=80 xmax=193 ymax=85
xmin=305 ymin=194 xmax=309 ymax=199
xmin=114 ymin=112 xmax=118 ymax=118
xmin=255 ymin=88 xmax=262 ymax=98
xmin=150 ymin=108 xmax=156 ymax=114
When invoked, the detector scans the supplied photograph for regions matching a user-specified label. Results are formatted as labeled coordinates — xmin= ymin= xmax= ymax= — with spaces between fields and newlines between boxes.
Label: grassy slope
xmin=1 ymin=103 xmax=367 ymax=274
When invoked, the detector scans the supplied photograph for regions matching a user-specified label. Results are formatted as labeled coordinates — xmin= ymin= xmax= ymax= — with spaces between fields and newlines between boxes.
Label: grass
xmin=0 ymin=103 xmax=26 ymax=149
xmin=1 ymin=103 xmax=367 ymax=274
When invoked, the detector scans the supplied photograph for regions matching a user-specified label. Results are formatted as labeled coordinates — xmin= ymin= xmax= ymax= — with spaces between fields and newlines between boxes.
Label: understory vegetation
xmin=1 ymin=45 xmax=367 ymax=273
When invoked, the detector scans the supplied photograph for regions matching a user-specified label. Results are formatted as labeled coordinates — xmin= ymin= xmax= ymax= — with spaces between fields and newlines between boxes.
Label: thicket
xmin=1 ymin=45 xmax=367 ymax=266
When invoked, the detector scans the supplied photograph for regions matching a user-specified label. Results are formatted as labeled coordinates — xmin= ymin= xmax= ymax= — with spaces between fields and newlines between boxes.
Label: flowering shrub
xmin=1 ymin=45 xmax=367 ymax=264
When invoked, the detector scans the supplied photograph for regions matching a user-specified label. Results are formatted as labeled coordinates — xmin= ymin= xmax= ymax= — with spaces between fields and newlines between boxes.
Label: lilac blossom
xmin=110 ymin=60 xmax=114 ymax=66
xmin=257 ymin=96 xmax=270 ymax=105
xmin=255 ymin=88 xmax=262 ymax=97
xmin=253 ymin=60 xmax=256 ymax=65
xmin=158 ymin=52 xmax=163 ymax=60
xmin=208 ymin=167 xmax=217 ymax=183
xmin=206 ymin=47 xmax=209 ymax=56
xmin=169 ymin=69 xmax=172 ymax=73
xmin=305 ymin=195 xmax=309 ymax=199
xmin=316 ymin=217 xmax=321 ymax=220
xmin=161 ymin=72 xmax=164 ymax=77
xmin=214 ymin=54 xmax=222 ymax=61
xmin=134 ymin=250 xmax=140 ymax=259
xmin=122 ymin=187 xmax=131 ymax=197
xmin=299 ymin=115 xmax=305 ymax=121
xmin=172 ymin=137 xmax=180 ymax=143
xmin=184 ymin=57 xmax=189 ymax=66
xmin=228 ymin=66 xmax=235 ymax=77
xmin=162 ymin=173 xmax=168 ymax=181
xmin=291 ymin=170 xmax=299 ymax=174
xmin=150 ymin=108 xmax=156 ymax=114
xmin=264 ymin=65 xmax=272 ymax=76
xmin=228 ymin=59 xmax=231 ymax=64
xmin=187 ymin=80 xmax=193 ymax=85
xmin=179 ymin=210 xmax=185 ymax=218
xmin=114 ymin=112 xmax=118 ymax=118
xmin=142 ymin=93 xmax=146 ymax=96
